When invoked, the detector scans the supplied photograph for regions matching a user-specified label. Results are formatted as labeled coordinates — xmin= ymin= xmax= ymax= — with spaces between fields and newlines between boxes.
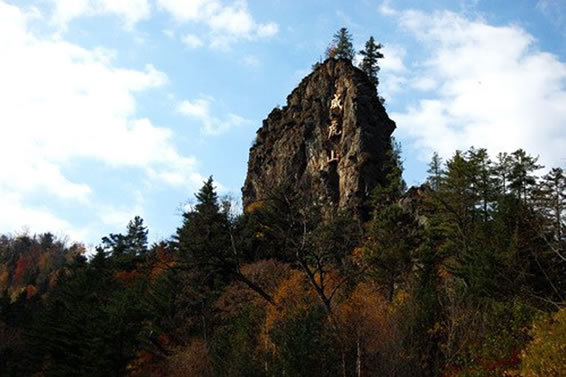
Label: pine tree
xmin=358 ymin=36 xmax=384 ymax=88
xmin=494 ymin=152 xmax=513 ymax=194
xmin=509 ymin=149 xmax=543 ymax=202
xmin=327 ymin=27 xmax=354 ymax=61
xmin=467 ymin=147 xmax=497 ymax=222
xmin=371 ymin=137 xmax=406 ymax=214
xmin=427 ymin=152 xmax=444 ymax=190
xmin=176 ymin=176 xmax=231 ymax=269
xmin=365 ymin=204 xmax=422 ymax=301
xmin=125 ymin=216 xmax=148 ymax=256
xmin=536 ymin=167 xmax=566 ymax=262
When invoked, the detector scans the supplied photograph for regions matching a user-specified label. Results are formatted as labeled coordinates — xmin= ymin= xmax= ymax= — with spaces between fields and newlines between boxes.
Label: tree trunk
xmin=356 ymin=336 xmax=362 ymax=377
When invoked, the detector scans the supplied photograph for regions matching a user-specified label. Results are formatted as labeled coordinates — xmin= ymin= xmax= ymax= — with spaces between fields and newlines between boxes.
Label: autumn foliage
xmin=1 ymin=147 xmax=564 ymax=377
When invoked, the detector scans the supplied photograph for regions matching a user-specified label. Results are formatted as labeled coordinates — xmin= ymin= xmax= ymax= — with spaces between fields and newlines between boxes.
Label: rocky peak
xmin=242 ymin=58 xmax=396 ymax=220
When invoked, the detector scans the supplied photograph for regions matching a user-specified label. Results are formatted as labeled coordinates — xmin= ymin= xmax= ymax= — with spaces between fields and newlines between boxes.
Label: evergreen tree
xmin=371 ymin=137 xmax=406 ymax=214
xmin=365 ymin=204 xmax=423 ymax=301
xmin=126 ymin=216 xmax=148 ymax=256
xmin=101 ymin=216 xmax=148 ymax=257
xmin=537 ymin=167 xmax=565 ymax=245
xmin=176 ymin=176 xmax=232 ymax=271
xmin=467 ymin=147 xmax=497 ymax=222
xmin=494 ymin=152 xmax=513 ymax=194
xmin=326 ymin=27 xmax=354 ymax=61
xmin=427 ymin=152 xmax=444 ymax=190
xmin=358 ymin=36 xmax=384 ymax=88
xmin=509 ymin=149 xmax=543 ymax=202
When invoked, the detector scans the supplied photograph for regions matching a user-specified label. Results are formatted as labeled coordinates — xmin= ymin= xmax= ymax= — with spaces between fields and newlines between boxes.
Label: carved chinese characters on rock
xmin=329 ymin=91 xmax=344 ymax=139
xmin=327 ymin=88 xmax=344 ymax=165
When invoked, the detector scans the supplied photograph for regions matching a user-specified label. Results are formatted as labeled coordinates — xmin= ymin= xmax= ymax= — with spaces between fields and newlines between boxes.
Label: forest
xmin=1 ymin=145 xmax=565 ymax=377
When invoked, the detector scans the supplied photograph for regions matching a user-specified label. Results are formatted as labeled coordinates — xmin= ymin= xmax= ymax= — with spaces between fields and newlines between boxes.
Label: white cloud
xmin=390 ymin=9 xmax=566 ymax=168
xmin=97 ymin=190 xmax=146 ymax=229
xmin=410 ymin=77 xmax=437 ymax=91
xmin=0 ymin=188 xmax=88 ymax=242
xmin=156 ymin=0 xmax=217 ymax=22
xmin=381 ymin=44 xmax=406 ymax=72
xmin=156 ymin=0 xmax=278 ymax=48
xmin=379 ymin=0 xmax=397 ymax=16
xmin=0 ymin=1 xmax=204 ymax=236
xmin=177 ymin=96 xmax=251 ymax=135
xmin=257 ymin=22 xmax=279 ymax=38
xmin=182 ymin=33 xmax=204 ymax=48
xmin=380 ymin=74 xmax=407 ymax=99
xmin=242 ymin=54 xmax=261 ymax=67
xmin=537 ymin=0 xmax=566 ymax=32
xmin=48 ymin=0 xmax=151 ymax=29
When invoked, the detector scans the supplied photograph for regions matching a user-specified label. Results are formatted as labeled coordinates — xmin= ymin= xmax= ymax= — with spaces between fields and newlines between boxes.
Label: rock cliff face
xmin=242 ymin=58 xmax=396 ymax=219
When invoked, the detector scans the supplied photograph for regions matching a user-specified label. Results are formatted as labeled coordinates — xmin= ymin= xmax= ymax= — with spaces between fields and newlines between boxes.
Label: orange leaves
xmin=13 ymin=255 xmax=31 ymax=283
xmin=216 ymin=260 xmax=291 ymax=320
xmin=114 ymin=270 xmax=142 ymax=285
xmin=149 ymin=248 xmax=177 ymax=280
xmin=25 ymin=284 xmax=37 ymax=299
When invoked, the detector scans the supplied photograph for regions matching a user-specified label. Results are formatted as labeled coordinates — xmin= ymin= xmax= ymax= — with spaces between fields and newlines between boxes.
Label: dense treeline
xmin=1 ymin=146 xmax=564 ymax=377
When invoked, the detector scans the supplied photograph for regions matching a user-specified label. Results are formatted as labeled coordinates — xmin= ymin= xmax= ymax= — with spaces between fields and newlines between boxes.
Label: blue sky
xmin=1 ymin=0 xmax=565 ymax=247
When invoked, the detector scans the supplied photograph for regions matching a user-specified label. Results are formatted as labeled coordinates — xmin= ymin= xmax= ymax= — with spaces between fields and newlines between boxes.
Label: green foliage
xmin=365 ymin=204 xmax=423 ymax=301
xmin=101 ymin=215 xmax=148 ymax=257
xmin=508 ymin=149 xmax=543 ymax=202
xmin=358 ymin=36 xmax=384 ymax=90
xmin=371 ymin=136 xmax=406 ymax=213
xmin=427 ymin=152 xmax=444 ymax=190
xmin=270 ymin=305 xmax=339 ymax=377
xmin=211 ymin=306 xmax=266 ymax=377
xmin=447 ymin=301 xmax=534 ymax=377
xmin=176 ymin=176 xmax=233 ymax=274
xmin=326 ymin=27 xmax=354 ymax=60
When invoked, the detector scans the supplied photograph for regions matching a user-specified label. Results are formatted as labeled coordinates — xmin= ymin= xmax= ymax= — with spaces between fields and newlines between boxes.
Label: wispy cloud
xmin=181 ymin=33 xmax=204 ymax=48
xmin=156 ymin=0 xmax=278 ymax=49
xmin=537 ymin=0 xmax=566 ymax=33
xmin=177 ymin=96 xmax=252 ymax=135
xmin=242 ymin=54 xmax=261 ymax=67
xmin=48 ymin=0 xmax=151 ymax=30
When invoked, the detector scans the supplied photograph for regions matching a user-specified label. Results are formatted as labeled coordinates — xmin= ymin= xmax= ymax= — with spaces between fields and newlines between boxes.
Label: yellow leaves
xmin=38 ymin=252 xmax=53 ymax=274
xmin=516 ymin=306 xmax=566 ymax=377
xmin=48 ymin=270 xmax=60 ymax=289
xmin=265 ymin=270 xmax=317 ymax=330
xmin=245 ymin=200 xmax=266 ymax=213
xmin=391 ymin=289 xmax=410 ymax=307
xmin=0 ymin=267 xmax=8 ymax=292
xmin=9 ymin=286 xmax=25 ymax=303
xmin=335 ymin=282 xmax=389 ymax=352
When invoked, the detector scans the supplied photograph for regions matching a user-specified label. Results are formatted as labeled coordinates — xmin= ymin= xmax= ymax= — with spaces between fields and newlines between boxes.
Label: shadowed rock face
xmin=242 ymin=58 xmax=396 ymax=220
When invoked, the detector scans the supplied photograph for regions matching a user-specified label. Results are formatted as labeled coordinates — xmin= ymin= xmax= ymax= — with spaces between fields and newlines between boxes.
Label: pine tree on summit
xmin=359 ymin=36 xmax=384 ymax=88
xmin=326 ymin=27 xmax=354 ymax=61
